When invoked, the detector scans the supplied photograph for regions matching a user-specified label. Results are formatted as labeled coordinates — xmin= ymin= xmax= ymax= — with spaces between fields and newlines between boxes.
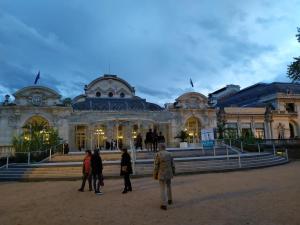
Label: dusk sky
xmin=0 ymin=0 xmax=300 ymax=105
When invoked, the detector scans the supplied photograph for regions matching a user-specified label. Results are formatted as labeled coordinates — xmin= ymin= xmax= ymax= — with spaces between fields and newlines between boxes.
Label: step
xmin=0 ymin=154 xmax=288 ymax=181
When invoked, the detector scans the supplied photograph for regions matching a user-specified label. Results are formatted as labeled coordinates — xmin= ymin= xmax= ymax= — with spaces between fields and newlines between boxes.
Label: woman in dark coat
xmin=91 ymin=149 xmax=103 ymax=195
xmin=120 ymin=148 xmax=133 ymax=194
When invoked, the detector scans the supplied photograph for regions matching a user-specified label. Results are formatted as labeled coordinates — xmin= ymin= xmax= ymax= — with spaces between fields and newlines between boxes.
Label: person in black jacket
xmin=145 ymin=129 xmax=153 ymax=151
xmin=91 ymin=149 xmax=103 ymax=195
xmin=120 ymin=148 xmax=132 ymax=194
xmin=153 ymin=129 xmax=158 ymax=152
xmin=157 ymin=132 xmax=165 ymax=144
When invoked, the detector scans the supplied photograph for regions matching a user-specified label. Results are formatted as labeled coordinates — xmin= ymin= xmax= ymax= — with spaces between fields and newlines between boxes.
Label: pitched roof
xmin=217 ymin=82 xmax=300 ymax=107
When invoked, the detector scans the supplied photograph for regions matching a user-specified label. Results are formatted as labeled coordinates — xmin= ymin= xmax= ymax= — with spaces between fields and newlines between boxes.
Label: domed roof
xmin=72 ymin=97 xmax=163 ymax=111
xmin=82 ymin=74 xmax=135 ymax=99
xmin=72 ymin=74 xmax=163 ymax=111
xmin=87 ymin=74 xmax=135 ymax=93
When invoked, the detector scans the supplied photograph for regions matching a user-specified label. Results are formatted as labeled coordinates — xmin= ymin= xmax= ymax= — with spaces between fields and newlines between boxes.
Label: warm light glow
xmin=24 ymin=136 xmax=30 ymax=141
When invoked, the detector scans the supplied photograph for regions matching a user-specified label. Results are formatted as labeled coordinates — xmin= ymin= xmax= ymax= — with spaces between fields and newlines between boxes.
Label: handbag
xmin=121 ymin=165 xmax=127 ymax=172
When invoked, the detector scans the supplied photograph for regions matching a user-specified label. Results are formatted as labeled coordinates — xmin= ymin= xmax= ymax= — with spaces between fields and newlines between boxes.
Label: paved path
xmin=0 ymin=162 xmax=299 ymax=225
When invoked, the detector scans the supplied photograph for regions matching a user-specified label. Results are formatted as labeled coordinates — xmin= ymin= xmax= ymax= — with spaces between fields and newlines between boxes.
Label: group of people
xmin=78 ymin=149 xmax=104 ymax=194
xmin=105 ymin=139 xmax=123 ymax=150
xmin=78 ymin=148 xmax=132 ymax=195
xmin=145 ymin=129 xmax=165 ymax=152
xmin=78 ymin=143 xmax=175 ymax=210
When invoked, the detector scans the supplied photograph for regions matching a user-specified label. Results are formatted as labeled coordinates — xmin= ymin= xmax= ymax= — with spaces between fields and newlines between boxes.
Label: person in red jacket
xmin=78 ymin=150 xmax=92 ymax=192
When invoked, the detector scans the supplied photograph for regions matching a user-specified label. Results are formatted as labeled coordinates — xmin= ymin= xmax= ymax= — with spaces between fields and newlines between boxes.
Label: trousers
xmin=123 ymin=174 xmax=132 ymax=190
xmin=80 ymin=172 xmax=92 ymax=191
xmin=92 ymin=172 xmax=102 ymax=192
xmin=159 ymin=179 xmax=172 ymax=206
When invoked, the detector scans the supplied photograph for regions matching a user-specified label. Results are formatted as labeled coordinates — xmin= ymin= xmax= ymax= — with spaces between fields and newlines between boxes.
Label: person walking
xmin=78 ymin=150 xmax=92 ymax=192
xmin=91 ymin=149 xmax=104 ymax=195
xmin=120 ymin=148 xmax=132 ymax=194
xmin=153 ymin=143 xmax=175 ymax=210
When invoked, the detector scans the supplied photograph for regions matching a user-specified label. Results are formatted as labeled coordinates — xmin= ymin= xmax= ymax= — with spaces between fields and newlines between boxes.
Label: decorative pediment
xmin=13 ymin=86 xmax=61 ymax=106
xmin=175 ymin=92 xmax=208 ymax=109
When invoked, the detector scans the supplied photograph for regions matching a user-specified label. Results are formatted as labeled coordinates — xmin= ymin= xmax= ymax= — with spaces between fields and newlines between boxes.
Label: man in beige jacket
xmin=153 ymin=143 xmax=175 ymax=210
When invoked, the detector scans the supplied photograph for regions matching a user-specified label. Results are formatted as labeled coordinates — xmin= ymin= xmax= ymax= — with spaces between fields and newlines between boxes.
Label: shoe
xmin=168 ymin=200 xmax=173 ymax=205
xmin=128 ymin=187 xmax=132 ymax=192
xmin=95 ymin=191 xmax=103 ymax=195
xmin=122 ymin=189 xmax=128 ymax=194
xmin=78 ymin=188 xmax=83 ymax=192
xmin=160 ymin=205 xmax=167 ymax=210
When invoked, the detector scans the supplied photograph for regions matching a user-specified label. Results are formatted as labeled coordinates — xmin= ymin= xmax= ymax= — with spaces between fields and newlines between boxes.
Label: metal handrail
xmin=3 ymin=142 xmax=65 ymax=169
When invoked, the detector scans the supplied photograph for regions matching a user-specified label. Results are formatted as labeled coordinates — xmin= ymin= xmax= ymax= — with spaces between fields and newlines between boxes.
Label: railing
xmin=0 ymin=146 xmax=14 ymax=168
xmin=222 ymin=138 xmax=290 ymax=160
xmin=0 ymin=145 xmax=14 ymax=157
xmin=2 ymin=142 xmax=65 ymax=169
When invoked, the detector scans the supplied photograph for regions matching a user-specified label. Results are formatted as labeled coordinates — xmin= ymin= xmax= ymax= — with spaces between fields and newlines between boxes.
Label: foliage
xmin=175 ymin=130 xmax=189 ymax=142
xmin=217 ymin=122 xmax=225 ymax=139
xmin=224 ymin=128 xmax=238 ymax=139
xmin=12 ymin=121 xmax=61 ymax=153
xmin=240 ymin=130 xmax=256 ymax=144
xmin=287 ymin=27 xmax=300 ymax=81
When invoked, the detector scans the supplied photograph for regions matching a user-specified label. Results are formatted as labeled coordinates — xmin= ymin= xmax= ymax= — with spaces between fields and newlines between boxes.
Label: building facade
xmin=1 ymin=75 xmax=299 ymax=150
xmin=0 ymin=75 xmax=216 ymax=150
xmin=211 ymin=82 xmax=300 ymax=140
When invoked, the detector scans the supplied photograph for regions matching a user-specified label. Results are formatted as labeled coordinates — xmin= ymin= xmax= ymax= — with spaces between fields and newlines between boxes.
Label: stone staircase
xmin=0 ymin=149 xmax=288 ymax=181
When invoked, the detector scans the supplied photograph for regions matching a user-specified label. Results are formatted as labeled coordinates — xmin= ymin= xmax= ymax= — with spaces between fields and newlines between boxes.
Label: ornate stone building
xmin=0 ymin=75 xmax=217 ymax=150
xmin=210 ymin=82 xmax=300 ymax=139
xmin=1 ymin=75 xmax=300 ymax=150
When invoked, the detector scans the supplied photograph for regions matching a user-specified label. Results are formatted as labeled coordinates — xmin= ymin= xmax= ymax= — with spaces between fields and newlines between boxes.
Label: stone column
xmin=125 ymin=122 xmax=133 ymax=148
xmin=68 ymin=124 xmax=76 ymax=150
xmin=264 ymin=121 xmax=270 ymax=139
xmin=106 ymin=121 xmax=114 ymax=143
xmin=87 ymin=124 xmax=94 ymax=150
xmin=251 ymin=118 xmax=256 ymax=137
xmin=237 ymin=120 xmax=241 ymax=137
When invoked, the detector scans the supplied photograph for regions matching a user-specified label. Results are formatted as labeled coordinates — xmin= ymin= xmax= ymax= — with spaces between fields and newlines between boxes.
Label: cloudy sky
xmin=0 ymin=0 xmax=300 ymax=105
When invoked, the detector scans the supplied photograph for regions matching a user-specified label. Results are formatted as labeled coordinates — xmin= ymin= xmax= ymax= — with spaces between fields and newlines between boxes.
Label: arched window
xmin=185 ymin=117 xmax=201 ymax=143
xmin=23 ymin=116 xmax=50 ymax=141
xmin=96 ymin=92 xmax=101 ymax=97
xmin=108 ymin=92 xmax=114 ymax=97
xmin=120 ymin=92 xmax=125 ymax=98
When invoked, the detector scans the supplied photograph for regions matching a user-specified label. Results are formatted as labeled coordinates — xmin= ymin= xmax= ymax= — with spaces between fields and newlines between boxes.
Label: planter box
xmin=179 ymin=142 xmax=188 ymax=148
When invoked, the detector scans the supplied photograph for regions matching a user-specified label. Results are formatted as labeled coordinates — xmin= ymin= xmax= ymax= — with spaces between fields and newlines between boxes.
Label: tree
xmin=287 ymin=27 xmax=300 ymax=81
xmin=12 ymin=121 xmax=61 ymax=152
xmin=175 ymin=130 xmax=189 ymax=142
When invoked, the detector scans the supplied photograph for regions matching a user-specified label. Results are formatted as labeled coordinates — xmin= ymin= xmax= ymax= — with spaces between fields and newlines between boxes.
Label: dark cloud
xmin=0 ymin=0 xmax=299 ymax=104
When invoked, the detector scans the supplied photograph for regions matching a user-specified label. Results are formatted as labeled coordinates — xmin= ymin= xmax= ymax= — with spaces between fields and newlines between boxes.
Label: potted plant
xmin=175 ymin=130 xmax=189 ymax=148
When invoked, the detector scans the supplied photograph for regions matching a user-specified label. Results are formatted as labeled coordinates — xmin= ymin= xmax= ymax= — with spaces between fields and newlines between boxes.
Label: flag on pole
xmin=34 ymin=71 xmax=40 ymax=84
xmin=190 ymin=78 xmax=194 ymax=87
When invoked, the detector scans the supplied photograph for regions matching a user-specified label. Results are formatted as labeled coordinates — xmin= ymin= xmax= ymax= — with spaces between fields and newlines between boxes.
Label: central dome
xmin=85 ymin=74 xmax=135 ymax=99
xmin=72 ymin=74 xmax=163 ymax=111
